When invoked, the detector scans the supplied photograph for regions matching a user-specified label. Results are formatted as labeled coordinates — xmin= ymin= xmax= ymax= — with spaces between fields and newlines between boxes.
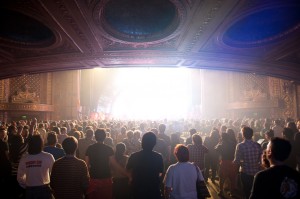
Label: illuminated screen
xmin=102 ymin=68 xmax=194 ymax=120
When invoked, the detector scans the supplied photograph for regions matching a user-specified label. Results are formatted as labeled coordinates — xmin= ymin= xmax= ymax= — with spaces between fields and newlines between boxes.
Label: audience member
xmin=204 ymin=129 xmax=220 ymax=182
xmin=282 ymin=127 xmax=297 ymax=169
xmin=85 ymin=128 xmax=128 ymax=199
xmin=126 ymin=132 xmax=164 ymax=199
xmin=250 ymin=137 xmax=300 ymax=199
xmin=215 ymin=132 xmax=238 ymax=197
xmin=17 ymin=135 xmax=55 ymax=199
xmin=187 ymin=134 xmax=208 ymax=174
xmin=0 ymin=127 xmax=11 ymax=197
xmin=185 ymin=128 xmax=197 ymax=145
xmin=51 ymin=136 xmax=90 ymax=199
xmin=44 ymin=132 xmax=65 ymax=160
xmin=78 ymin=129 xmax=95 ymax=160
xmin=112 ymin=142 xmax=130 ymax=199
xmin=233 ymin=127 xmax=262 ymax=199
xmin=164 ymin=144 xmax=204 ymax=199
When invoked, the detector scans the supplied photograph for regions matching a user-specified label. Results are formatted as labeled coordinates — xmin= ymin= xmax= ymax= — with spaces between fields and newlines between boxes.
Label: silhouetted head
xmin=142 ymin=132 xmax=156 ymax=151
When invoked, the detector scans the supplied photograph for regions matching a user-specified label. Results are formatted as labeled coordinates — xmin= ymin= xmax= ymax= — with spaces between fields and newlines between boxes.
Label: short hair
xmin=115 ymin=142 xmax=126 ymax=156
xmin=269 ymin=137 xmax=291 ymax=161
xmin=174 ymin=144 xmax=189 ymax=162
xmin=242 ymin=127 xmax=253 ymax=139
xmin=265 ymin=129 xmax=274 ymax=138
xmin=52 ymin=126 xmax=60 ymax=135
xmin=220 ymin=125 xmax=227 ymax=132
xmin=28 ymin=135 xmax=43 ymax=155
xmin=86 ymin=129 xmax=94 ymax=138
xmin=189 ymin=128 xmax=197 ymax=136
xmin=60 ymin=127 xmax=67 ymax=134
xmin=62 ymin=136 xmax=78 ymax=155
xmin=282 ymin=128 xmax=294 ymax=141
xmin=150 ymin=128 xmax=158 ymax=135
xmin=38 ymin=123 xmax=44 ymax=128
xmin=274 ymin=119 xmax=281 ymax=125
xmin=142 ymin=132 xmax=156 ymax=151
xmin=158 ymin=124 xmax=166 ymax=133
xmin=95 ymin=128 xmax=106 ymax=142
xmin=120 ymin=126 xmax=127 ymax=134
xmin=192 ymin=134 xmax=202 ymax=145
xmin=126 ymin=130 xmax=134 ymax=138
xmin=47 ymin=132 xmax=58 ymax=145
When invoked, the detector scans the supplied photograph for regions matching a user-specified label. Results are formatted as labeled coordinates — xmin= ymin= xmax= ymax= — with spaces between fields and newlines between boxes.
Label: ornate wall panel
xmin=9 ymin=74 xmax=41 ymax=102
xmin=226 ymin=72 xmax=297 ymax=119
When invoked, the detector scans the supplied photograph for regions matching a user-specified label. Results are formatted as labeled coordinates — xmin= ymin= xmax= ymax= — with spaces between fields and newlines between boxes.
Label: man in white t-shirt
xmin=17 ymin=135 xmax=55 ymax=199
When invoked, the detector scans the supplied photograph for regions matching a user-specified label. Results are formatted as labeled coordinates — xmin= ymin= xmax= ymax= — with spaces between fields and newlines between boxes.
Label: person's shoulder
xmin=251 ymin=140 xmax=262 ymax=148
xmin=127 ymin=150 xmax=140 ymax=161
xmin=152 ymin=150 xmax=163 ymax=157
xmin=41 ymin=151 xmax=55 ymax=158
xmin=186 ymin=144 xmax=193 ymax=148
xmin=74 ymin=157 xmax=88 ymax=166
xmin=86 ymin=142 xmax=97 ymax=149
xmin=282 ymin=165 xmax=300 ymax=176
xmin=166 ymin=163 xmax=177 ymax=171
xmin=255 ymin=167 xmax=270 ymax=176
xmin=41 ymin=150 xmax=51 ymax=155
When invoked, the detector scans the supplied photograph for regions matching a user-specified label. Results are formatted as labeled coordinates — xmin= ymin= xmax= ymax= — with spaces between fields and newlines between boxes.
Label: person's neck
xmin=66 ymin=154 xmax=76 ymax=157
xmin=269 ymin=159 xmax=285 ymax=167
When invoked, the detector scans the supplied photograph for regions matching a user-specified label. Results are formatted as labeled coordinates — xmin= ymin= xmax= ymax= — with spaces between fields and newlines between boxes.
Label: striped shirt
xmin=50 ymin=155 xmax=90 ymax=199
xmin=233 ymin=139 xmax=262 ymax=176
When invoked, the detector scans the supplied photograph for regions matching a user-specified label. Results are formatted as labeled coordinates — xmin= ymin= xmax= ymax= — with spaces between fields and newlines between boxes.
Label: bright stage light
xmin=110 ymin=67 xmax=193 ymax=120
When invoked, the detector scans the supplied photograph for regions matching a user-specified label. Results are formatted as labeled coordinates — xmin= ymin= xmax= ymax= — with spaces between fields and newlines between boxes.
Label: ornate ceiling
xmin=0 ymin=0 xmax=300 ymax=81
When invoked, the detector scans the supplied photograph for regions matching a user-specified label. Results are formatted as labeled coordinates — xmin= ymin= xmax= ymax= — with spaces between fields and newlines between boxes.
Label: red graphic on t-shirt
xmin=25 ymin=160 xmax=42 ymax=168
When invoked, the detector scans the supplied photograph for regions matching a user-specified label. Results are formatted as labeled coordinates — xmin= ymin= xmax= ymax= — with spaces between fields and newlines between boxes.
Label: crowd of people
xmin=1 ymin=117 xmax=300 ymax=199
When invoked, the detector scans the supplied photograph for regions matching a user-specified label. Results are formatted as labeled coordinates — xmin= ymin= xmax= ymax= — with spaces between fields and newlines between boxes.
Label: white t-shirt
xmin=164 ymin=162 xmax=204 ymax=199
xmin=17 ymin=151 xmax=55 ymax=188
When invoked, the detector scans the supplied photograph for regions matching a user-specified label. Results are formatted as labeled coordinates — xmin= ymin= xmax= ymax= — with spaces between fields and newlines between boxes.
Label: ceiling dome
xmin=223 ymin=4 xmax=300 ymax=48
xmin=0 ymin=9 xmax=55 ymax=47
xmin=101 ymin=0 xmax=178 ymax=42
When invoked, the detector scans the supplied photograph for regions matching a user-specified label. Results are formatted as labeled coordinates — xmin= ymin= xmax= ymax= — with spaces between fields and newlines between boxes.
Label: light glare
xmin=111 ymin=68 xmax=192 ymax=120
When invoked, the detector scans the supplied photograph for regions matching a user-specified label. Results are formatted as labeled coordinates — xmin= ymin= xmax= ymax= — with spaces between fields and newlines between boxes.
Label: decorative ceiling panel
xmin=0 ymin=0 xmax=299 ymax=82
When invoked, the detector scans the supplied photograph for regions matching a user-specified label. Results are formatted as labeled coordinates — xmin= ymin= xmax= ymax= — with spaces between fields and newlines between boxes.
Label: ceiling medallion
xmin=0 ymin=9 xmax=56 ymax=48
xmin=94 ymin=0 xmax=185 ymax=43
xmin=222 ymin=4 xmax=300 ymax=48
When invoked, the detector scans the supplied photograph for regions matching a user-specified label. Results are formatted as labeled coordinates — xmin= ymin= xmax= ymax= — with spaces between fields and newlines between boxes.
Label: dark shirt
xmin=126 ymin=150 xmax=164 ymax=199
xmin=157 ymin=134 xmax=171 ymax=147
xmin=215 ymin=140 xmax=236 ymax=161
xmin=153 ymin=138 xmax=168 ymax=163
xmin=250 ymin=165 xmax=300 ymax=199
xmin=0 ymin=139 xmax=11 ymax=177
xmin=86 ymin=142 xmax=114 ymax=179
xmin=44 ymin=146 xmax=66 ymax=160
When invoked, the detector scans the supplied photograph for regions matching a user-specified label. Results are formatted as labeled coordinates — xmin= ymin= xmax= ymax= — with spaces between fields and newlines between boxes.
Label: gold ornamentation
xmin=11 ymin=84 xmax=40 ymax=103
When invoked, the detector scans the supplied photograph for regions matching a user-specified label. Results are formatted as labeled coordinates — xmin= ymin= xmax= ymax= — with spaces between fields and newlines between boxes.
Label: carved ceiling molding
xmin=54 ymin=0 xmax=95 ymax=54
xmin=184 ymin=0 xmax=223 ymax=52
xmin=92 ymin=0 xmax=187 ymax=48
xmin=102 ymin=34 xmax=180 ymax=50
xmin=1 ymin=40 xmax=78 ymax=59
